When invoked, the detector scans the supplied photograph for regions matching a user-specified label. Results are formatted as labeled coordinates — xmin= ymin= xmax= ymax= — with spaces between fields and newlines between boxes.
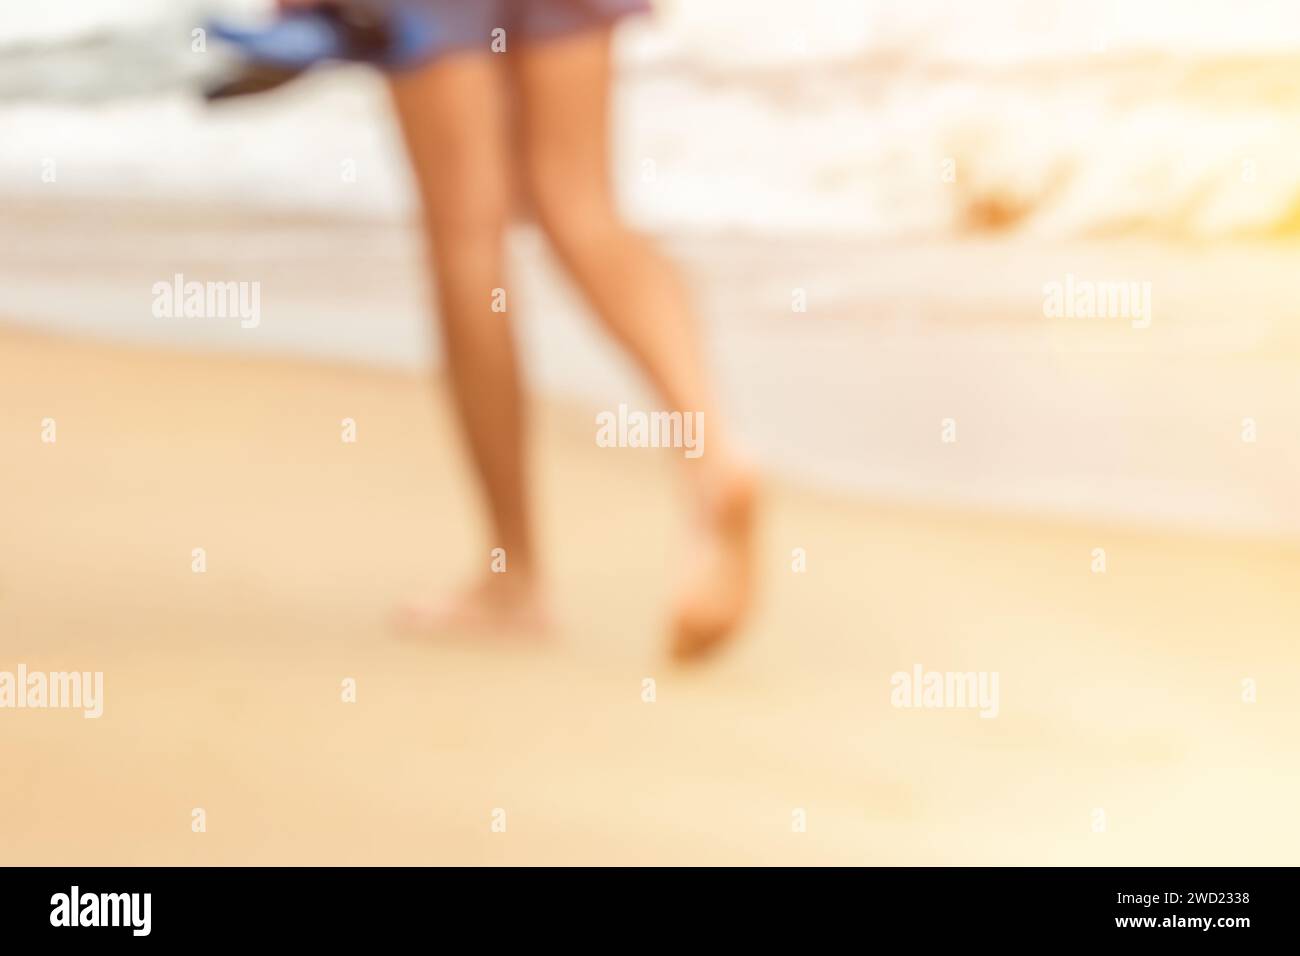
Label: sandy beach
xmin=3 ymin=325 xmax=1298 ymax=865
xmin=4 ymin=0 xmax=1300 ymax=867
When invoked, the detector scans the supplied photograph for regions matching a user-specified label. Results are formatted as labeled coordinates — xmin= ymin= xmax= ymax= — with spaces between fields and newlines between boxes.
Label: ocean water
xmin=5 ymin=0 xmax=1300 ymax=239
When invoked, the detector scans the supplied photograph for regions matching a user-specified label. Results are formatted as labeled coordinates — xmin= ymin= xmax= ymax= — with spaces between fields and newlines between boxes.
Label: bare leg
xmin=388 ymin=54 xmax=547 ymax=635
xmin=514 ymin=29 xmax=755 ymax=658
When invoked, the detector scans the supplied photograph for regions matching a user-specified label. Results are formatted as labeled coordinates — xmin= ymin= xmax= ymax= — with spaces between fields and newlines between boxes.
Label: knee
xmin=418 ymin=167 xmax=510 ymax=250
xmin=527 ymin=169 xmax=623 ymax=264
xmin=427 ymin=191 xmax=509 ymax=250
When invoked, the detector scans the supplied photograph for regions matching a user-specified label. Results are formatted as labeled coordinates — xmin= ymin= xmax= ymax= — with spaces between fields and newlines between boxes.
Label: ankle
xmin=690 ymin=454 xmax=755 ymax=516
xmin=484 ymin=564 xmax=541 ymax=596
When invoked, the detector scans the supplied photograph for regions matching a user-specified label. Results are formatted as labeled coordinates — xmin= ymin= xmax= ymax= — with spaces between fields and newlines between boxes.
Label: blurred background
xmin=4 ymin=0 xmax=1300 ymax=532
xmin=2 ymin=0 xmax=1298 ymax=865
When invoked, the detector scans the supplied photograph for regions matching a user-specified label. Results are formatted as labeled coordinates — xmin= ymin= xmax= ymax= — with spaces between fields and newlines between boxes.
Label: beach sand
xmin=2 ymin=325 xmax=1298 ymax=865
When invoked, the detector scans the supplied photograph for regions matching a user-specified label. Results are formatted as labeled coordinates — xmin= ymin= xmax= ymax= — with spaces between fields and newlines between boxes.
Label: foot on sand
xmin=395 ymin=573 xmax=552 ymax=641
xmin=670 ymin=465 xmax=758 ymax=661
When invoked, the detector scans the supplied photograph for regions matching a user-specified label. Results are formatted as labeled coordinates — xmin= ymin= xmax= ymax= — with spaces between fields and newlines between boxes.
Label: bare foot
xmin=395 ymin=574 xmax=552 ymax=642
xmin=669 ymin=465 xmax=758 ymax=661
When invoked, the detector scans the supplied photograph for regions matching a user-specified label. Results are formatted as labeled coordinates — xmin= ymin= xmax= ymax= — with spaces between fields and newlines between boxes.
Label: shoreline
xmin=4 ymin=198 xmax=1300 ymax=541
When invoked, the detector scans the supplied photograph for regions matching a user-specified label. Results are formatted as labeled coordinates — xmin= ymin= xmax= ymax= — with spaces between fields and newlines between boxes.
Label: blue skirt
xmin=415 ymin=0 xmax=652 ymax=52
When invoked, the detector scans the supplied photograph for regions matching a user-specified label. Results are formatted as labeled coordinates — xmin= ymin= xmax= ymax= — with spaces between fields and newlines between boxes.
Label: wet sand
xmin=2 ymin=326 xmax=1297 ymax=864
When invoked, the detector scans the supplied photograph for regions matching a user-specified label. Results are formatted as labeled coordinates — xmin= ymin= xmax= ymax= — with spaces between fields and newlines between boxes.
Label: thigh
xmin=387 ymin=51 xmax=514 ymax=239
xmin=511 ymin=27 xmax=617 ymax=219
